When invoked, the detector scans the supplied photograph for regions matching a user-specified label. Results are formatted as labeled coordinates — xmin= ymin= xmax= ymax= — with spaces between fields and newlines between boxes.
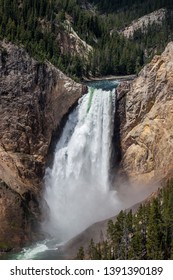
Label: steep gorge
xmin=1 ymin=40 xmax=173 ymax=257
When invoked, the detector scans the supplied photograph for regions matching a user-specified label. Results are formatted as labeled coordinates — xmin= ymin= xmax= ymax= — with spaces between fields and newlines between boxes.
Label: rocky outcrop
xmin=39 ymin=19 xmax=93 ymax=61
xmin=121 ymin=42 xmax=173 ymax=185
xmin=120 ymin=8 xmax=166 ymax=38
xmin=59 ymin=21 xmax=93 ymax=59
xmin=0 ymin=41 xmax=83 ymax=251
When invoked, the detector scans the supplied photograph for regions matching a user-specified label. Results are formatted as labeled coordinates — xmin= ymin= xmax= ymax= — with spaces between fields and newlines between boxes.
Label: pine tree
xmin=76 ymin=246 xmax=85 ymax=260
xmin=146 ymin=199 xmax=163 ymax=259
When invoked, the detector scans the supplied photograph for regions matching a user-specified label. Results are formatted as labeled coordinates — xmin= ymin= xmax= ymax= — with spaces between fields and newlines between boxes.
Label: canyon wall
xmin=0 ymin=41 xmax=83 ymax=251
xmin=1 ymin=39 xmax=173 ymax=254
xmin=121 ymin=42 xmax=173 ymax=185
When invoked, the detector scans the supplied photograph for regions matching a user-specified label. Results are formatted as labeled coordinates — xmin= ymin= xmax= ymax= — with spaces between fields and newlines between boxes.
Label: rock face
xmin=121 ymin=8 xmax=166 ymax=38
xmin=0 ymin=41 xmax=83 ymax=251
xmin=59 ymin=20 xmax=93 ymax=59
xmin=121 ymin=42 xmax=173 ymax=185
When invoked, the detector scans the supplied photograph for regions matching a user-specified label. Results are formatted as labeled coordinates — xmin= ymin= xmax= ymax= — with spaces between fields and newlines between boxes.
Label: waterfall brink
xmin=43 ymin=87 xmax=120 ymax=242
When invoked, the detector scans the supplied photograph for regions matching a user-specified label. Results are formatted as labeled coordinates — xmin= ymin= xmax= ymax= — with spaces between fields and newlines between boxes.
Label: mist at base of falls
xmin=43 ymin=87 xmax=121 ymax=242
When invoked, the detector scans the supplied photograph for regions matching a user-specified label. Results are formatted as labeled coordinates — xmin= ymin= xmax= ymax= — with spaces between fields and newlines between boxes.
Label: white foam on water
xmin=17 ymin=242 xmax=49 ymax=260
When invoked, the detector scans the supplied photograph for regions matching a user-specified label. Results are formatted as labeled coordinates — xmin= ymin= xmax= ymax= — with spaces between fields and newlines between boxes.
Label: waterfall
xmin=43 ymin=87 xmax=120 ymax=242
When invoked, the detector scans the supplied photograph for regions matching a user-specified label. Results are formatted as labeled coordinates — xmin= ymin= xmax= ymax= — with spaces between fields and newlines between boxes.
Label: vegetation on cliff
xmin=0 ymin=0 xmax=173 ymax=79
xmin=88 ymin=0 xmax=172 ymax=14
xmin=77 ymin=180 xmax=173 ymax=260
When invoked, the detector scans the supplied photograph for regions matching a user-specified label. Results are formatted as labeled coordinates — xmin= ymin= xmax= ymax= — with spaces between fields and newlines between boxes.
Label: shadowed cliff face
xmin=121 ymin=42 xmax=173 ymax=185
xmin=0 ymin=41 xmax=83 ymax=251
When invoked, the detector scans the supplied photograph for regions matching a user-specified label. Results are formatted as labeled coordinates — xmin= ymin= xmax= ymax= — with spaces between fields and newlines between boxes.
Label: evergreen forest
xmin=76 ymin=180 xmax=173 ymax=260
xmin=0 ymin=0 xmax=173 ymax=79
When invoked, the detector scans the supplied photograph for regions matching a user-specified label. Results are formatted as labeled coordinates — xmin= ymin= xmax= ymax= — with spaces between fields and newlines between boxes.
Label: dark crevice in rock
xmin=110 ymin=85 xmax=130 ymax=189
xmin=110 ymin=92 xmax=123 ymax=187
xmin=45 ymin=99 xmax=80 ymax=169
xmin=45 ymin=86 xmax=88 ymax=170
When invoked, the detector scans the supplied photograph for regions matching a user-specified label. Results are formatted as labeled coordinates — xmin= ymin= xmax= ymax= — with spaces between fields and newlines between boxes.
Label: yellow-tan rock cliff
xmin=122 ymin=42 xmax=173 ymax=185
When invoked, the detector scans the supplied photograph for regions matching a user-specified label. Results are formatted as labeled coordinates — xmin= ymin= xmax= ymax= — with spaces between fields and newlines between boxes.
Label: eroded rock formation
xmin=120 ymin=8 xmax=166 ymax=38
xmin=121 ymin=42 xmax=173 ymax=185
xmin=0 ymin=41 xmax=83 ymax=251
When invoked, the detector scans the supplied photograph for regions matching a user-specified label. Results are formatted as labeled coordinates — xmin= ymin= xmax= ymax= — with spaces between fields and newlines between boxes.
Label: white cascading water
xmin=43 ymin=87 xmax=120 ymax=242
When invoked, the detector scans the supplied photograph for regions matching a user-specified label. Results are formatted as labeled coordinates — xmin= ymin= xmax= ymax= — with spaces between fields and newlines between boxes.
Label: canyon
xmin=0 ymin=40 xmax=173 ymax=255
